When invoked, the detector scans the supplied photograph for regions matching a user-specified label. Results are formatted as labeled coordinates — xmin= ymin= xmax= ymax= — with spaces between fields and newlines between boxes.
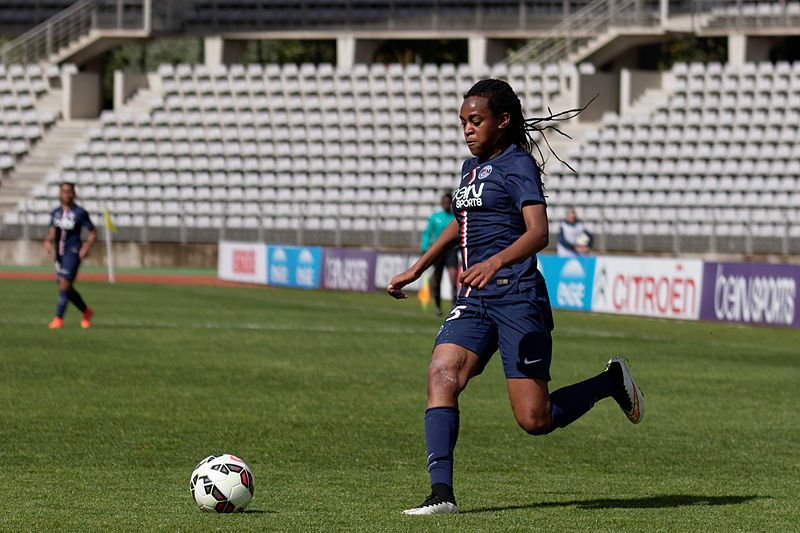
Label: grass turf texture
xmin=1 ymin=278 xmax=798 ymax=532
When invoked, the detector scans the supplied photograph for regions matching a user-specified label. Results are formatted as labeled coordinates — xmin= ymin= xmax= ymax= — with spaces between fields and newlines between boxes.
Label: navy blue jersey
xmin=50 ymin=205 xmax=94 ymax=257
xmin=454 ymin=144 xmax=546 ymax=298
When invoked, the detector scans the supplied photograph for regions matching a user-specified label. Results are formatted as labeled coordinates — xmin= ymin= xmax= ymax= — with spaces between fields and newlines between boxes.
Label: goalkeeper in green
xmin=421 ymin=192 xmax=459 ymax=315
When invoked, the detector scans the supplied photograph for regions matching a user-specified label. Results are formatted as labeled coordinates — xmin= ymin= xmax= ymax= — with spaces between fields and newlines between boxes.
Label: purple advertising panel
xmin=321 ymin=248 xmax=377 ymax=293
xmin=700 ymin=262 xmax=800 ymax=328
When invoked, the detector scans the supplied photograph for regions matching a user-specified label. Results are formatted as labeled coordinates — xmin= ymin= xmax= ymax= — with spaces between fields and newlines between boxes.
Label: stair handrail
xmin=506 ymin=0 xmax=645 ymax=64
xmin=0 ymin=0 xmax=97 ymax=65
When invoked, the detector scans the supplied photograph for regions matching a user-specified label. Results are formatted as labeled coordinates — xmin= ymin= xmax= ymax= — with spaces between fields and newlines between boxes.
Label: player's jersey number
xmin=446 ymin=305 xmax=468 ymax=321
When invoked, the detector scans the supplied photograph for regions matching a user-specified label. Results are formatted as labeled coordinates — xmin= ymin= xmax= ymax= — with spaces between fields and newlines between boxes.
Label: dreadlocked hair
xmin=464 ymin=78 xmax=594 ymax=174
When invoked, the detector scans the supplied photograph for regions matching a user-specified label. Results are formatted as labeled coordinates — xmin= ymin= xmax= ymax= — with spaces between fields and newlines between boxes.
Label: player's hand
xmin=79 ymin=246 xmax=89 ymax=259
xmin=43 ymin=240 xmax=52 ymax=254
xmin=459 ymin=258 xmax=501 ymax=290
xmin=386 ymin=270 xmax=417 ymax=299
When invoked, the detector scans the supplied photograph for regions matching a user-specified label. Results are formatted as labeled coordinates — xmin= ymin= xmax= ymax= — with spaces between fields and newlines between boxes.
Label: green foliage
xmin=1 ymin=279 xmax=798 ymax=532
xmin=658 ymin=37 xmax=728 ymax=70
xmin=373 ymin=40 xmax=468 ymax=65
xmin=239 ymin=40 xmax=336 ymax=65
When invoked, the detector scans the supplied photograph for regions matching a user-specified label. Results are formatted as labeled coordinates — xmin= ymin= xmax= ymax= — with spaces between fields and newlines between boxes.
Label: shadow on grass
xmin=243 ymin=509 xmax=277 ymax=514
xmin=462 ymin=494 xmax=762 ymax=514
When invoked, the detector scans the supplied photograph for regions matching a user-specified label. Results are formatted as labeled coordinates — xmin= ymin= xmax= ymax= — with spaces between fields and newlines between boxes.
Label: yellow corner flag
xmin=418 ymin=274 xmax=431 ymax=310
xmin=104 ymin=208 xmax=117 ymax=234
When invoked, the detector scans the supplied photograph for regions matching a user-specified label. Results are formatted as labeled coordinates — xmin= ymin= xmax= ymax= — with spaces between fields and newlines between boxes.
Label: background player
xmin=43 ymin=182 xmax=97 ymax=329
xmin=557 ymin=207 xmax=593 ymax=256
xmin=421 ymin=191 xmax=459 ymax=315
xmin=387 ymin=79 xmax=644 ymax=515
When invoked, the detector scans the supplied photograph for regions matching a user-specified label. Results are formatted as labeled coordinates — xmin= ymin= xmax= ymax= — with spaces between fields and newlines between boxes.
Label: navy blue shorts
xmin=434 ymin=288 xmax=554 ymax=380
xmin=55 ymin=252 xmax=81 ymax=281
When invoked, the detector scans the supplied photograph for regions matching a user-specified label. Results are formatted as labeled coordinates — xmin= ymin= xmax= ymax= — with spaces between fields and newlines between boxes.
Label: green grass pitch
xmin=1 ymin=278 xmax=798 ymax=532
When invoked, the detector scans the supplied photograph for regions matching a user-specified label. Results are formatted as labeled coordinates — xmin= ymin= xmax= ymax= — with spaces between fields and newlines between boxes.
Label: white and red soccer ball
xmin=190 ymin=454 xmax=254 ymax=513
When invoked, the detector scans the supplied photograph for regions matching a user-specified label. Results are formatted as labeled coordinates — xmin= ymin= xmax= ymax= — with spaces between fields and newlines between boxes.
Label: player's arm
xmin=387 ymin=219 xmax=459 ymax=299
xmin=460 ymin=203 xmax=548 ymax=291
xmin=43 ymin=226 xmax=56 ymax=254
xmin=79 ymin=226 xmax=97 ymax=259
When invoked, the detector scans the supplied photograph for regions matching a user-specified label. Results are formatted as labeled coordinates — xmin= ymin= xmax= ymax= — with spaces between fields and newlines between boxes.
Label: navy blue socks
xmin=68 ymin=289 xmax=87 ymax=313
xmin=56 ymin=289 xmax=69 ymax=318
xmin=550 ymin=371 xmax=613 ymax=431
xmin=425 ymin=406 xmax=459 ymax=488
xmin=56 ymin=288 xmax=87 ymax=317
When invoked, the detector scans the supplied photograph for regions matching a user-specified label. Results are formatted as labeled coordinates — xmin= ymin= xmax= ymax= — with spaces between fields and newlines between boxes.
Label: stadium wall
xmin=218 ymin=240 xmax=800 ymax=329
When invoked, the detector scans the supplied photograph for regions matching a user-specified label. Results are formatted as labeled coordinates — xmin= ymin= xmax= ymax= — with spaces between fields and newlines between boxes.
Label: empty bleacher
xmin=2 ymin=59 xmax=800 ymax=255
xmin=5 ymin=61 xmax=574 ymax=247
xmin=545 ymin=60 xmax=800 ymax=254
xmin=0 ymin=63 xmax=59 ymax=172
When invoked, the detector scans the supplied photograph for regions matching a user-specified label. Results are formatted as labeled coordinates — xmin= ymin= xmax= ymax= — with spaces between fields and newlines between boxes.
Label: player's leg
xmin=49 ymin=274 xmax=68 ymax=328
xmin=430 ymin=262 xmax=444 ymax=315
xmin=405 ymin=343 xmax=483 ymax=515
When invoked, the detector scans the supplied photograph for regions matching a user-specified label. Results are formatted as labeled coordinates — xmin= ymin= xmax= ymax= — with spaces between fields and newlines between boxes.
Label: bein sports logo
xmin=712 ymin=264 xmax=796 ymax=326
xmin=454 ymin=182 xmax=484 ymax=209
xmin=556 ymin=259 xmax=587 ymax=308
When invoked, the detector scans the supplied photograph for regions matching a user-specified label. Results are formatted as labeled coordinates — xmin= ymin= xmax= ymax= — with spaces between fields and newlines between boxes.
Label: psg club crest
xmin=478 ymin=165 xmax=493 ymax=179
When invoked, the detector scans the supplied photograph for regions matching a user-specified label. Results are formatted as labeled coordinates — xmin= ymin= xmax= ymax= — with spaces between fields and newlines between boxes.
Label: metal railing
xmin=506 ymin=0 xmax=654 ymax=64
xmin=0 ymin=0 xmax=148 ymax=65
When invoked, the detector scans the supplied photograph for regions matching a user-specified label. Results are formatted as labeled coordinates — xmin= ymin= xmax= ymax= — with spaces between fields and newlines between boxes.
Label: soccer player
xmin=43 ymin=182 xmax=96 ymax=329
xmin=421 ymin=192 xmax=459 ymax=315
xmin=387 ymin=79 xmax=644 ymax=515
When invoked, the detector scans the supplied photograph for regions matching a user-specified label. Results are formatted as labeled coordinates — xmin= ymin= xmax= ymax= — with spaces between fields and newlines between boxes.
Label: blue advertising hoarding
xmin=266 ymin=245 xmax=322 ymax=289
xmin=537 ymin=255 xmax=596 ymax=311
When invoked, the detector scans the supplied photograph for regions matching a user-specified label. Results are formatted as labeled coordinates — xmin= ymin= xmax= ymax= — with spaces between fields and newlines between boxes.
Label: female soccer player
xmin=44 ymin=182 xmax=97 ymax=329
xmin=387 ymin=79 xmax=644 ymax=515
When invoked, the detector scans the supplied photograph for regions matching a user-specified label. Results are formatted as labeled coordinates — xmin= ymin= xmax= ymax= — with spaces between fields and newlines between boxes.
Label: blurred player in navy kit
xmin=388 ymin=79 xmax=645 ymax=515
xmin=421 ymin=192 xmax=459 ymax=315
xmin=44 ymin=182 xmax=96 ymax=329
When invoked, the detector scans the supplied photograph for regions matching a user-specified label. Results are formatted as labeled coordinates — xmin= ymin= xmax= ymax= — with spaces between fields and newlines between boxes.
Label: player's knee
xmin=516 ymin=413 xmax=552 ymax=435
xmin=428 ymin=359 xmax=462 ymax=391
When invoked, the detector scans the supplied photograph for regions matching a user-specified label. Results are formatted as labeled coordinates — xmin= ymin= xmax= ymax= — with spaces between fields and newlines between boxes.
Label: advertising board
xmin=538 ymin=255 xmax=596 ymax=311
xmin=217 ymin=241 xmax=268 ymax=284
xmin=266 ymin=245 xmax=322 ymax=289
xmin=700 ymin=262 xmax=800 ymax=328
xmin=592 ymin=256 xmax=704 ymax=319
xmin=321 ymin=248 xmax=377 ymax=292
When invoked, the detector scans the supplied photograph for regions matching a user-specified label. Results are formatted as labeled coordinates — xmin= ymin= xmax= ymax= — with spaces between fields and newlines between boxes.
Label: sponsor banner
xmin=321 ymin=248 xmax=377 ymax=292
xmin=266 ymin=245 xmax=322 ymax=289
xmin=700 ymin=262 xmax=800 ymax=328
xmin=218 ymin=241 xmax=268 ymax=284
xmin=374 ymin=253 xmax=424 ymax=293
xmin=538 ymin=255 xmax=596 ymax=311
xmin=592 ymin=256 xmax=703 ymax=319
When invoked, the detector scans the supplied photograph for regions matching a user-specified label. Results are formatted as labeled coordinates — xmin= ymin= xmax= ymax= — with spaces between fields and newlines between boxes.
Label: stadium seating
xmin=9 ymin=61 xmax=575 ymax=245
xmin=0 ymin=63 xmax=59 ymax=173
xmin=545 ymin=60 xmax=800 ymax=253
xmin=3 ymin=59 xmax=800 ymax=254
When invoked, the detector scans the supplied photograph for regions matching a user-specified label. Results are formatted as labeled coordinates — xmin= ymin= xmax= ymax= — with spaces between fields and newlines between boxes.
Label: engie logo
xmin=454 ymin=182 xmax=484 ymax=209
xmin=538 ymin=255 xmax=595 ymax=311
xmin=267 ymin=245 xmax=321 ymax=289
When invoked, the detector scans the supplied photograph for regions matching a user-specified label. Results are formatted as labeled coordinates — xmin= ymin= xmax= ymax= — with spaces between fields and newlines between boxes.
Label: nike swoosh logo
xmin=523 ymin=358 xmax=543 ymax=365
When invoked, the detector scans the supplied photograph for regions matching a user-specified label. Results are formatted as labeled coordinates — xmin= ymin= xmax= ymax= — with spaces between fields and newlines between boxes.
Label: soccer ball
xmin=575 ymin=231 xmax=591 ymax=247
xmin=190 ymin=454 xmax=254 ymax=513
